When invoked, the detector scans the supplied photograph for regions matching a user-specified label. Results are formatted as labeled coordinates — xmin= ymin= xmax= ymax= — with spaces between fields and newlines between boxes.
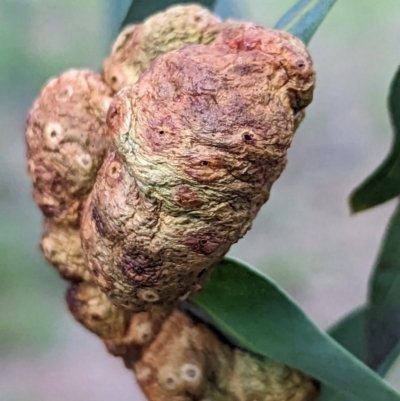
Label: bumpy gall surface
xmin=103 ymin=4 xmax=222 ymax=92
xmin=26 ymin=69 xmax=113 ymax=225
xmin=41 ymin=219 xmax=91 ymax=281
xmin=82 ymin=24 xmax=315 ymax=311
xmin=66 ymin=283 xmax=318 ymax=401
xmin=67 ymin=281 xmax=128 ymax=340
xmin=26 ymin=10 xmax=318 ymax=400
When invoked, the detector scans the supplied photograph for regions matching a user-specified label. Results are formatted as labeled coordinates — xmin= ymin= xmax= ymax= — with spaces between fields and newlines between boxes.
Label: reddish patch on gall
xmin=117 ymin=253 xmax=162 ymax=286
xmin=142 ymin=117 xmax=180 ymax=152
xmin=106 ymin=97 xmax=130 ymax=137
xmin=184 ymin=156 xmax=224 ymax=183
xmin=40 ymin=204 xmax=58 ymax=219
xmin=226 ymin=35 xmax=262 ymax=51
xmin=185 ymin=231 xmax=220 ymax=255
xmin=173 ymin=185 xmax=203 ymax=209
xmin=107 ymin=105 xmax=120 ymax=131
xmin=66 ymin=284 xmax=80 ymax=314
xmin=216 ymin=25 xmax=263 ymax=52
xmin=92 ymin=206 xmax=107 ymax=237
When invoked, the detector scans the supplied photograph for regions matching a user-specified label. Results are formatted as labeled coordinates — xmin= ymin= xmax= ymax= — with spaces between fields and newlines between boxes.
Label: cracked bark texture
xmin=82 ymin=24 xmax=315 ymax=311
xmin=25 ymin=6 xmax=318 ymax=400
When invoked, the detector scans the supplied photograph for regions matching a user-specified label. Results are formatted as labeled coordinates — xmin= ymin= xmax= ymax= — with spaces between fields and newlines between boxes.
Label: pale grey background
xmin=0 ymin=0 xmax=399 ymax=399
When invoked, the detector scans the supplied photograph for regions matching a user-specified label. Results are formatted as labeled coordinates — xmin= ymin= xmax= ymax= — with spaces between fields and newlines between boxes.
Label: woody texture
xmin=25 ymin=5 xmax=318 ymax=401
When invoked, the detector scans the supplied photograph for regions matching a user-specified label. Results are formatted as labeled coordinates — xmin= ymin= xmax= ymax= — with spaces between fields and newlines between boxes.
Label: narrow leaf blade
xmin=120 ymin=0 xmax=217 ymax=28
xmin=350 ymin=66 xmax=400 ymax=212
xmin=328 ymin=307 xmax=367 ymax=362
xmin=318 ymin=308 xmax=366 ymax=401
xmin=319 ymin=307 xmax=400 ymax=400
xmin=192 ymin=258 xmax=400 ymax=401
xmin=379 ymin=341 xmax=400 ymax=378
xmin=367 ymin=203 xmax=400 ymax=368
xmin=274 ymin=0 xmax=338 ymax=45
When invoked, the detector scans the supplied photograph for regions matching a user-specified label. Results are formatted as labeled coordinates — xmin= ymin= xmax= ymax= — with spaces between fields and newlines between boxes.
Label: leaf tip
xmin=350 ymin=200 xmax=369 ymax=214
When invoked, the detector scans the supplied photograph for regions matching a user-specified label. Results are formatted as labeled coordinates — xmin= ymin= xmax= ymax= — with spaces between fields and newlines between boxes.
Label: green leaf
xmin=350 ymin=66 xmax=400 ymax=212
xmin=379 ymin=341 xmax=400 ymax=378
xmin=328 ymin=307 xmax=367 ymax=362
xmin=318 ymin=308 xmax=366 ymax=401
xmin=274 ymin=0 xmax=338 ymax=45
xmin=120 ymin=0 xmax=217 ymax=28
xmin=367 ymin=203 xmax=400 ymax=368
xmin=192 ymin=258 xmax=400 ymax=401
xmin=318 ymin=307 xmax=400 ymax=400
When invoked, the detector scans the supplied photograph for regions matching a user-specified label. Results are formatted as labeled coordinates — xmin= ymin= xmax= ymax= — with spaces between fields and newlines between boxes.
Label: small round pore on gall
xmin=25 ymin=69 xmax=113 ymax=225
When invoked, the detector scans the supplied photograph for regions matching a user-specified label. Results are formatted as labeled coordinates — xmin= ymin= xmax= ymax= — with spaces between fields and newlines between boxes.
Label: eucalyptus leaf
xmin=318 ymin=307 xmax=400 ymax=400
xmin=318 ymin=308 xmax=366 ymax=401
xmin=350 ymin=66 xmax=400 ymax=212
xmin=318 ymin=307 xmax=367 ymax=401
xmin=192 ymin=258 xmax=400 ymax=401
xmin=367 ymin=203 xmax=400 ymax=368
xmin=274 ymin=0 xmax=338 ymax=45
xmin=328 ymin=307 xmax=367 ymax=362
xmin=120 ymin=0 xmax=217 ymax=28
xmin=379 ymin=341 xmax=400 ymax=378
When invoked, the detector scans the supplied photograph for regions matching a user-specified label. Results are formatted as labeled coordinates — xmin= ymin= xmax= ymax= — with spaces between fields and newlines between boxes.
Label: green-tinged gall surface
xmin=66 ymin=283 xmax=319 ymax=401
xmin=82 ymin=24 xmax=315 ymax=311
xmin=132 ymin=310 xmax=319 ymax=400
xmin=230 ymin=350 xmax=319 ymax=401
xmin=41 ymin=219 xmax=91 ymax=282
xmin=103 ymin=4 xmax=222 ymax=92
xmin=26 ymin=69 xmax=114 ymax=225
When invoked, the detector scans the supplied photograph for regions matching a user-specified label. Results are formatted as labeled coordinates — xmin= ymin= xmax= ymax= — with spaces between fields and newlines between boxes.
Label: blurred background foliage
xmin=0 ymin=0 xmax=399 ymax=400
